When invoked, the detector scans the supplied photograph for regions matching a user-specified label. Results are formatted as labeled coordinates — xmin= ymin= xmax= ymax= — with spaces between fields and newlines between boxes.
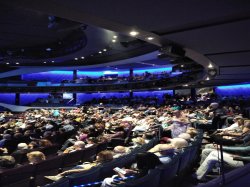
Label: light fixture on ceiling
xmin=51 ymin=60 xmax=55 ymax=63
xmin=46 ymin=48 xmax=52 ymax=51
xmin=6 ymin=62 xmax=9 ymax=65
xmin=181 ymin=65 xmax=184 ymax=67
xmin=112 ymin=39 xmax=116 ymax=43
xmin=183 ymin=84 xmax=189 ymax=87
xmin=74 ymin=58 xmax=78 ymax=60
xmin=99 ymin=51 xmax=102 ymax=54
xmin=43 ymin=61 xmax=46 ymax=64
xmin=147 ymin=37 xmax=154 ymax=40
xmin=208 ymin=69 xmax=217 ymax=77
xmin=103 ymin=49 xmax=107 ymax=52
xmin=206 ymin=77 xmax=210 ymax=81
xmin=208 ymin=63 xmax=213 ymax=68
xmin=158 ymin=88 xmax=162 ymax=90
xmin=16 ymin=62 xmax=19 ymax=65
xmin=81 ymin=56 xmax=85 ymax=59
xmin=130 ymin=31 xmax=139 ymax=36
xmin=113 ymin=35 xmax=117 ymax=39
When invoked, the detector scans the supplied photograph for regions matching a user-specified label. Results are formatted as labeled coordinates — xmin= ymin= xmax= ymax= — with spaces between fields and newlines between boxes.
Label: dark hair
xmin=136 ymin=152 xmax=162 ymax=177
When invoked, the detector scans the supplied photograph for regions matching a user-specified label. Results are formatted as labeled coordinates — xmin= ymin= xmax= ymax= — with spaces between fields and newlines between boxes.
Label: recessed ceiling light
xmin=147 ymin=37 xmax=154 ymax=40
xmin=16 ymin=62 xmax=19 ymax=64
xmin=51 ymin=60 xmax=54 ymax=63
xmin=99 ymin=51 xmax=102 ymax=54
xmin=130 ymin=31 xmax=139 ymax=36
xmin=181 ymin=65 xmax=184 ymax=67
xmin=183 ymin=84 xmax=189 ymax=87
xmin=81 ymin=56 xmax=85 ymax=59
xmin=74 ymin=58 xmax=78 ymax=60
xmin=103 ymin=49 xmax=107 ymax=52
xmin=6 ymin=62 xmax=9 ymax=65
xmin=112 ymin=39 xmax=116 ymax=43
xmin=208 ymin=63 xmax=213 ymax=68
xmin=46 ymin=48 xmax=52 ymax=51
xmin=206 ymin=77 xmax=210 ymax=81
xmin=113 ymin=35 xmax=117 ymax=39
xmin=158 ymin=88 xmax=161 ymax=90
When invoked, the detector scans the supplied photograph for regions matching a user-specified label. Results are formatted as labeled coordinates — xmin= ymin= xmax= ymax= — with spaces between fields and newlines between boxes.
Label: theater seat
xmin=0 ymin=164 xmax=35 ymax=187
xmin=124 ymin=169 xmax=161 ymax=187
xmin=68 ymin=166 xmax=100 ymax=187
xmin=157 ymin=155 xmax=180 ymax=187
xmin=43 ymin=178 xmax=69 ymax=187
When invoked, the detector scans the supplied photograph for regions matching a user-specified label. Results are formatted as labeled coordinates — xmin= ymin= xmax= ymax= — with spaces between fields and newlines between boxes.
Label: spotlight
xmin=103 ymin=49 xmax=107 ymax=52
xmin=99 ymin=51 xmax=102 ymax=54
xmin=6 ymin=62 xmax=9 ymax=65
xmin=113 ymin=35 xmax=117 ymax=39
xmin=43 ymin=61 xmax=47 ymax=64
xmin=208 ymin=63 xmax=213 ymax=68
xmin=74 ymin=58 xmax=78 ymax=60
xmin=112 ymin=39 xmax=116 ymax=43
xmin=81 ymin=57 xmax=85 ymax=59
xmin=130 ymin=31 xmax=139 ymax=36
xmin=183 ymin=84 xmax=189 ymax=87
xmin=147 ymin=37 xmax=154 ymax=40
xmin=51 ymin=60 xmax=55 ymax=63
xmin=206 ymin=77 xmax=210 ymax=81
xmin=16 ymin=62 xmax=19 ymax=65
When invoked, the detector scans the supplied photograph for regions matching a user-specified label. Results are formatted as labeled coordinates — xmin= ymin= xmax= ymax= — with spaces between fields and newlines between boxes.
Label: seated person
xmin=0 ymin=155 xmax=16 ymax=170
xmin=194 ymin=146 xmax=245 ymax=181
xmin=113 ymin=146 xmax=130 ymax=158
xmin=62 ymin=141 xmax=85 ymax=154
xmin=101 ymin=152 xmax=162 ymax=187
xmin=27 ymin=151 xmax=46 ymax=164
xmin=46 ymin=150 xmax=114 ymax=181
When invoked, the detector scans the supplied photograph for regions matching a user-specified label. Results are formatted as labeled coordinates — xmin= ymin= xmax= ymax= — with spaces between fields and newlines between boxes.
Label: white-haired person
xmin=62 ymin=141 xmax=85 ymax=154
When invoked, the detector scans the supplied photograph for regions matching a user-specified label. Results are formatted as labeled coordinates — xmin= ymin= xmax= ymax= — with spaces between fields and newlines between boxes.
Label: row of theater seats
xmin=0 ymin=142 xmax=107 ymax=187
xmin=47 ymin=131 xmax=203 ymax=187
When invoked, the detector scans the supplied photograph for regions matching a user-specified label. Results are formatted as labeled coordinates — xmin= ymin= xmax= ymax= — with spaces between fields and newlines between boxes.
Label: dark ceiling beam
xmin=3 ymin=0 xmax=162 ymax=47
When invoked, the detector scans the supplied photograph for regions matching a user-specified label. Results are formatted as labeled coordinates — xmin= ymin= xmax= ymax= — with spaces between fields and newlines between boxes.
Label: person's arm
xmin=223 ymin=146 xmax=250 ymax=155
xmin=233 ymin=156 xmax=250 ymax=162
xmin=60 ymin=163 xmax=96 ymax=176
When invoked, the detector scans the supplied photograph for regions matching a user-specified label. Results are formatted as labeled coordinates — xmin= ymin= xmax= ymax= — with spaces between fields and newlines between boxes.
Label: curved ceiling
xmin=1 ymin=0 xmax=250 ymax=87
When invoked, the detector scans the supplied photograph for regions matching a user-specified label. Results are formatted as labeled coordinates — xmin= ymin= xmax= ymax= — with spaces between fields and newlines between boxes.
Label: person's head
xmin=243 ymin=120 xmax=250 ymax=133
xmin=170 ymin=138 xmax=188 ymax=149
xmin=73 ymin=141 xmax=85 ymax=150
xmin=17 ymin=143 xmax=28 ymax=150
xmin=178 ymin=133 xmax=191 ymax=141
xmin=28 ymin=141 xmax=39 ymax=149
xmin=132 ymin=137 xmax=145 ymax=145
xmin=96 ymin=150 xmax=113 ymax=163
xmin=113 ymin=146 xmax=129 ymax=154
xmin=186 ymin=128 xmax=198 ymax=138
xmin=27 ymin=151 xmax=46 ymax=164
xmin=0 ymin=156 xmax=15 ymax=168
xmin=39 ymin=139 xmax=52 ymax=147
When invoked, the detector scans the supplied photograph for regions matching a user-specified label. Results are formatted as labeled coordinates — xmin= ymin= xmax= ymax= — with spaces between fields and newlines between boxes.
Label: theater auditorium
xmin=0 ymin=1 xmax=249 ymax=187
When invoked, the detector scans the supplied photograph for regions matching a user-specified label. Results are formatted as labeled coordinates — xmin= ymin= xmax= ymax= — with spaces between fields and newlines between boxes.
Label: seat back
xmin=99 ymin=159 xmax=125 ymax=179
xmin=125 ymin=169 xmax=161 ymax=187
xmin=33 ymin=156 xmax=64 ymax=187
xmin=96 ymin=142 xmax=108 ymax=153
xmin=157 ymin=156 xmax=180 ymax=186
xmin=62 ymin=150 xmax=84 ymax=168
xmin=0 ymin=164 xmax=35 ymax=187
xmin=68 ymin=167 xmax=100 ymax=186
xmin=81 ymin=145 xmax=97 ymax=162
xmin=44 ymin=178 xmax=69 ymax=187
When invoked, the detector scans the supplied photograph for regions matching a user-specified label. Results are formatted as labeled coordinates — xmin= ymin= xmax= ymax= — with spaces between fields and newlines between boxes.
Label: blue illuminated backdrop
xmin=0 ymin=93 xmax=16 ymax=104
xmin=20 ymin=93 xmax=50 ymax=105
xmin=215 ymin=83 xmax=250 ymax=96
